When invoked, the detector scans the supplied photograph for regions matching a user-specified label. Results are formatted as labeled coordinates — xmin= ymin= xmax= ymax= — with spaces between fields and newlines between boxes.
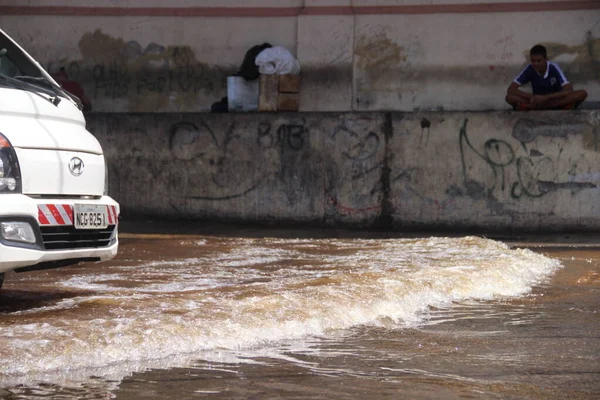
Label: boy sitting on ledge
xmin=505 ymin=44 xmax=587 ymax=110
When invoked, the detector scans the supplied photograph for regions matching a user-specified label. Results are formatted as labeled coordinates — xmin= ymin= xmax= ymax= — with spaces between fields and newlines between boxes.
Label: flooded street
xmin=0 ymin=224 xmax=598 ymax=399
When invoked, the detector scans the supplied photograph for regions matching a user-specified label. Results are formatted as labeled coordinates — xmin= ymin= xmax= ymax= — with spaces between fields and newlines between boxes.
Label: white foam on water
xmin=0 ymin=236 xmax=562 ymax=385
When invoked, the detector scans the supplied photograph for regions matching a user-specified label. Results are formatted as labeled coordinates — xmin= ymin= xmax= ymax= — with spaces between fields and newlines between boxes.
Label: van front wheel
xmin=0 ymin=273 xmax=4 ymax=290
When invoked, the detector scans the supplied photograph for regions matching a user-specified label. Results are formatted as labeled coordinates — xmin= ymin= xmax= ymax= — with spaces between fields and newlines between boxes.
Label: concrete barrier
xmin=87 ymin=110 xmax=600 ymax=232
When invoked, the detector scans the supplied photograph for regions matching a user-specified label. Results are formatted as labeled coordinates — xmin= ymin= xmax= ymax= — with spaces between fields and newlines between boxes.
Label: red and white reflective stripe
xmin=106 ymin=205 xmax=119 ymax=225
xmin=38 ymin=204 xmax=74 ymax=226
xmin=37 ymin=204 xmax=118 ymax=226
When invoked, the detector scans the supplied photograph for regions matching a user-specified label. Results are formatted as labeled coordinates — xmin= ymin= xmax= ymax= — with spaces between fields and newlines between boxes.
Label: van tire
xmin=0 ymin=273 xmax=3 ymax=290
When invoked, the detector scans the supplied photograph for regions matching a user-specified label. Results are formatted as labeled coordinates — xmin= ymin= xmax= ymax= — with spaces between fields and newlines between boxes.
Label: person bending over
xmin=505 ymin=44 xmax=587 ymax=110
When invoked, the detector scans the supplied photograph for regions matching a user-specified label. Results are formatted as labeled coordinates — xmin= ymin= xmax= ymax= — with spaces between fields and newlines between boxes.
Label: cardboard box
xmin=259 ymin=74 xmax=279 ymax=112
xmin=278 ymin=75 xmax=301 ymax=93
xmin=277 ymin=93 xmax=300 ymax=111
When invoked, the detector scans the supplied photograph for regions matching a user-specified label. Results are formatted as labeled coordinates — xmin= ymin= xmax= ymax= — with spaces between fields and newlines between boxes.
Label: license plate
xmin=74 ymin=205 xmax=108 ymax=229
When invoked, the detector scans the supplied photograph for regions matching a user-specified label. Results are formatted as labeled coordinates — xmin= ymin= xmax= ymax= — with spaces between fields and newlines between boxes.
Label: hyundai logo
xmin=69 ymin=157 xmax=85 ymax=176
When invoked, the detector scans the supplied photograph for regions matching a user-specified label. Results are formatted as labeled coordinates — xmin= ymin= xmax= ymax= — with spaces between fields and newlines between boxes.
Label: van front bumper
xmin=0 ymin=194 xmax=119 ymax=274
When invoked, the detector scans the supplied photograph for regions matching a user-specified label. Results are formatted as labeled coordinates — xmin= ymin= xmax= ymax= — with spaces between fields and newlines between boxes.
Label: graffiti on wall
xmin=45 ymin=30 xmax=231 ymax=112
xmin=165 ymin=118 xmax=308 ymax=202
xmin=134 ymin=116 xmax=386 ymax=218
xmin=459 ymin=118 xmax=598 ymax=200
xmin=325 ymin=118 xmax=386 ymax=216
xmin=94 ymin=112 xmax=600 ymax=227
xmin=257 ymin=122 xmax=306 ymax=152
xmin=97 ymin=115 xmax=389 ymax=219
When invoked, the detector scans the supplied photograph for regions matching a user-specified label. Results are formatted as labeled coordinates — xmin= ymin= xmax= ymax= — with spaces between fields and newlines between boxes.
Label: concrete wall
xmin=1 ymin=0 xmax=599 ymax=112
xmin=88 ymin=110 xmax=600 ymax=232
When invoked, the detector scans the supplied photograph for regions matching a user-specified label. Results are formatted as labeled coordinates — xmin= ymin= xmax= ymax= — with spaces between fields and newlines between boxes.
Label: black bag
xmin=210 ymin=97 xmax=229 ymax=113
xmin=237 ymin=43 xmax=272 ymax=81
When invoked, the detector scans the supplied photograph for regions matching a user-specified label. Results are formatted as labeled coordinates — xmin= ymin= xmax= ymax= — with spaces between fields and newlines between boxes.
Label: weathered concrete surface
xmin=297 ymin=13 xmax=355 ymax=111
xmin=390 ymin=112 xmax=600 ymax=231
xmin=0 ymin=16 xmax=296 ymax=113
xmin=88 ymin=110 xmax=600 ymax=232
xmin=353 ymin=11 xmax=600 ymax=111
xmin=1 ymin=1 xmax=598 ymax=112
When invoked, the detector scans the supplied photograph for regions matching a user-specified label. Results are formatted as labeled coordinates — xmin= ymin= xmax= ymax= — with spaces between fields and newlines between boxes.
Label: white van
xmin=0 ymin=28 xmax=119 ymax=289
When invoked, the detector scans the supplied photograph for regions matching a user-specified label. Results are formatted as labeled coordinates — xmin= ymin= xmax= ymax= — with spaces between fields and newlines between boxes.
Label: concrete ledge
xmin=87 ymin=110 xmax=600 ymax=232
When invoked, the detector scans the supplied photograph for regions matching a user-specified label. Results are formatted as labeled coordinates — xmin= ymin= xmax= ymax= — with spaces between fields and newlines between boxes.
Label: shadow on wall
xmin=539 ymin=33 xmax=600 ymax=84
xmin=353 ymin=30 xmax=599 ymax=111
xmin=45 ymin=29 xmax=233 ymax=112
xmin=42 ymin=28 xmax=600 ymax=112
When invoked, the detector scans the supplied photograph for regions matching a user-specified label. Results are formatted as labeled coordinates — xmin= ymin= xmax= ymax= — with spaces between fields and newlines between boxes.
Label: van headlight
xmin=0 ymin=133 xmax=21 ymax=194
xmin=1 ymin=221 xmax=36 ymax=244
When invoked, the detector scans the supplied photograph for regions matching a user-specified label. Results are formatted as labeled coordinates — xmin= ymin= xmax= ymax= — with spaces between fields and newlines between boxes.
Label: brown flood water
xmin=0 ymin=225 xmax=598 ymax=399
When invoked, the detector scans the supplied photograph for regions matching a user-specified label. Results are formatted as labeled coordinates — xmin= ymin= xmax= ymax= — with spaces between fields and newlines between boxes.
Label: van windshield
xmin=0 ymin=31 xmax=45 ymax=79
xmin=0 ymin=31 xmax=84 ymax=109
